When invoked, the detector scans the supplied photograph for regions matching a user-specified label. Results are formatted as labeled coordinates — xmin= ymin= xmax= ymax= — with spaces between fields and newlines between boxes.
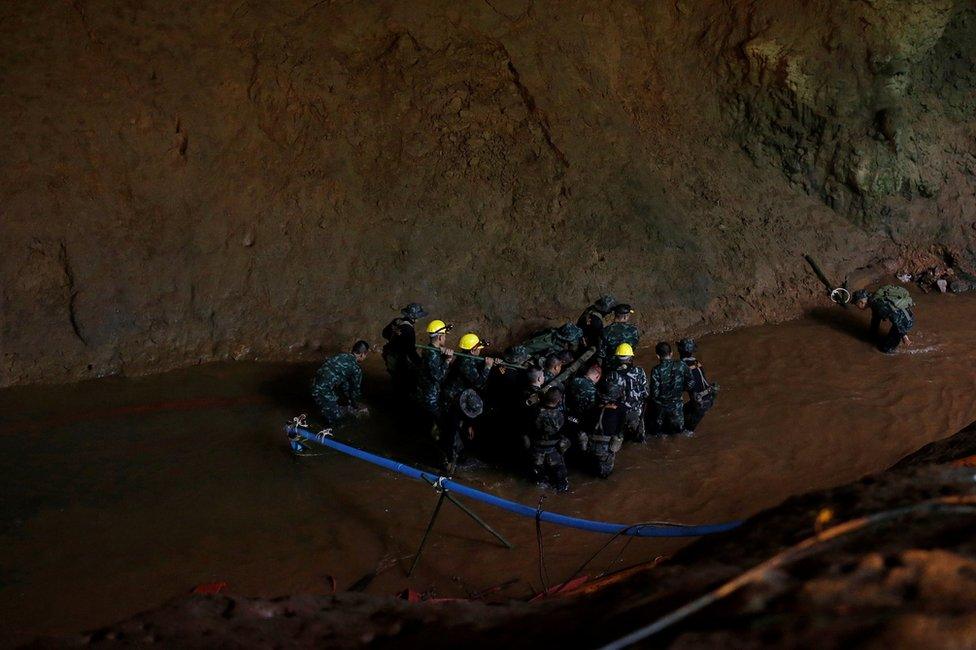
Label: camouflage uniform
xmin=869 ymin=289 xmax=915 ymax=353
xmin=564 ymin=375 xmax=597 ymax=447
xmin=521 ymin=323 xmax=584 ymax=361
xmin=649 ymin=358 xmax=692 ymax=434
xmin=414 ymin=346 xmax=451 ymax=419
xmin=601 ymin=322 xmax=640 ymax=362
xmin=440 ymin=356 xmax=491 ymax=409
xmin=682 ymin=356 xmax=716 ymax=432
xmin=381 ymin=316 xmax=419 ymax=393
xmin=529 ymin=405 xmax=569 ymax=492
xmin=604 ymin=362 xmax=649 ymax=441
xmin=311 ymin=353 xmax=363 ymax=426
xmin=583 ymin=383 xmax=624 ymax=478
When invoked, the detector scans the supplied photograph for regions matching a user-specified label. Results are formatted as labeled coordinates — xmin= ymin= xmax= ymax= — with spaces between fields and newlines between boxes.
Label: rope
xmin=286 ymin=424 xmax=742 ymax=538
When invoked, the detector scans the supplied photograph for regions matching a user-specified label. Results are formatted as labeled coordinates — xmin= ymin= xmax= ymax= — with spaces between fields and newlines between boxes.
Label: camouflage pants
xmin=650 ymin=401 xmax=685 ymax=435
xmin=683 ymin=394 xmax=714 ymax=433
xmin=586 ymin=439 xmax=618 ymax=478
xmin=530 ymin=445 xmax=569 ymax=492
xmin=623 ymin=407 xmax=646 ymax=441
xmin=312 ymin=388 xmax=343 ymax=426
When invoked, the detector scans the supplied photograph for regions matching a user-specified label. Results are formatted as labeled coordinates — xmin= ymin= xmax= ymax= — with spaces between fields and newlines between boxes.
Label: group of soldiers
xmin=309 ymin=295 xmax=717 ymax=493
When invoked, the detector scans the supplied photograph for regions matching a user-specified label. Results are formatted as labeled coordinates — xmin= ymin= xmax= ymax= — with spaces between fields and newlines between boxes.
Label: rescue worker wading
xmin=381 ymin=303 xmax=426 ymax=395
xmin=526 ymin=387 xmax=570 ymax=492
xmin=583 ymin=381 xmax=625 ymax=478
xmin=601 ymin=304 xmax=639 ymax=364
xmin=602 ymin=343 xmax=649 ymax=442
xmin=577 ymin=294 xmax=617 ymax=350
xmin=414 ymin=319 xmax=454 ymax=434
xmin=565 ymin=364 xmax=601 ymax=450
xmin=440 ymin=333 xmax=496 ymax=409
xmin=312 ymin=340 xmax=370 ymax=426
xmin=649 ymin=341 xmax=693 ymax=435
xmin=679 ymin=338 xmax=717 ymax=434
xmin=440 ymin=389 xmax=483 ymax=468
xmin=852 ymin=285 xmax=916 ymax=354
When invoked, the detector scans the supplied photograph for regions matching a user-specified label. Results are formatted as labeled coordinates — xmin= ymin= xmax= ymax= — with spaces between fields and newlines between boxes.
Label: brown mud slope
xmin=2 ymin=1 xmax=976 ymax=386
xmin=30 ymin=421 xmax=976 ymax=649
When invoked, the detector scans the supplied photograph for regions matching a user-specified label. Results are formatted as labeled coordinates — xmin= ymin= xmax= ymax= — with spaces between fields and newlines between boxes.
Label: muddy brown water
xmin=2 ymin=292 xmax=976 ymax=646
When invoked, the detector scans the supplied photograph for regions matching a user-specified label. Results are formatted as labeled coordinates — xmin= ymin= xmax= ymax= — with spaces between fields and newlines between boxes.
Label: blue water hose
xmin=286 ymin=425 xmax=742 ymax=538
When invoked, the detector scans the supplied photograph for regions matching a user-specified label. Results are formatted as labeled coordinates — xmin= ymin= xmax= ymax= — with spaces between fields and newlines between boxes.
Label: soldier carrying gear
xmin=577 ymin=294 xmax=617 ymax=349
xmin=601 ymin=342 xmax=649 ymax=442
xmin=542 ymin=354 xmax=563 ymax=384
xmin=381 ymin=303 xmax=427 ymax=394
xmin=527 ymin=387 xmax=570 ymax=492
xmin=414 ymin=319 xmax=455 ymax=431
xmin=440 ymin=332 xmax=496 ymax=409
xmin=852 ymin=286 xmax=916 ymax=353
xmin=649 ymin=341 xmax=693 ymax=435
xmin=439 ymin=389 xmax=483 ymax=468
xmin=679 ymin=338 xmax=717 ymax=434
xmin=311 ymin=340 xmax=370 ymax=426
xmin=520 ymin=322 xmax=585 ymax=360
xmin=601 ymin=304 xmax=639 ymax=364
xmin=582 ymin=381 xmax=625 ymax=478
xmin=565 ymin=364 xmax=601 ymax=451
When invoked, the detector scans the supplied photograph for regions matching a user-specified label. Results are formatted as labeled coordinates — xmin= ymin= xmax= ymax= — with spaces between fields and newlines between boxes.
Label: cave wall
xmin=1 ymin=0 xmax=974 ymax=386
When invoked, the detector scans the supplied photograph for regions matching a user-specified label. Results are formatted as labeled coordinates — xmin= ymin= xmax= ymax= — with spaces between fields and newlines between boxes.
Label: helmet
xmin=615 ymin=342 xmax=634 ymax=357
xmin=594 ymin=294 xmax=616 ymax=313
xmin=426 ymin=319 xmax=448 ymax=335
xmin=401 ymin=303 xmax=428 ymax=320
xmin=458 ymin=333 xmax=482 ymax=351
xmin=504 ymin=345 xmax=530 ymax=365
xmin=677 ymin=338 xmax=696 ymax=357
xmin=556 ymin=323 xmax=583 ymax=342
xmin=613 ymin=303 xmax=634 ymax=316
xmin=458 ymin=389 xmax=483 ymax=419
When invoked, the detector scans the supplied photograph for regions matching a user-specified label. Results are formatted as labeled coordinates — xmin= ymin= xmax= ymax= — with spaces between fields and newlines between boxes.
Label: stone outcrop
xmin=2 ymin=1 xmax=974 ymax=386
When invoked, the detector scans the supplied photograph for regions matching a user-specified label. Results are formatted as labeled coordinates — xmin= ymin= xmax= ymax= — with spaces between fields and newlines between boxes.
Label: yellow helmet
xmin=458 ymin=333 xmax=481 ymax=351
xmin=426 ymin=319 xmax=448 ymax=335
xmin=615 ymin=342 xmax=634 ymax=357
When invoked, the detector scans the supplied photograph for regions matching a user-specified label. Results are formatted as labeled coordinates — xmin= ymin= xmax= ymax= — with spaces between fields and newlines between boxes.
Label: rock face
xmin=2 ymin=1 xmax=974 ymax=386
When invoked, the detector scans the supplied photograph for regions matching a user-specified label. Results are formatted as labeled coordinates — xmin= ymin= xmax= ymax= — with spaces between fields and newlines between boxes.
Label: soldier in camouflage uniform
xmin=520 ymin=322 xmax=585 ymax=361
xmin=526 ymin=387 xmax=570 ymax=492
xmin=311 ymin=340 xmax=370 ymax=426
xmin=649 ymin=341 xmax=693 ymax=435
xmin=542 ymin=354 xmax=563 ymax=384
xmin=601 ymin=343 xmax=649 ymax=441
xmin=565 ymin=364 xmax=601 ymax=450
xmin=679 ymin=338 xmax=717 ymax=434
xmin=439 ymin=389 xmax=483 ymax=468
xmin=440 ymin=333 xmax=496 ymax=410
xmin=381 ymin=303 xmax=426 ymax=396
xmin=414 ymin=319 xmax=454 ymax=432
xmin=577 ymin=294 xmax=617 ymax=350
xmin=852 ymin=286 xmax=916 ymax=353
xmin=582 ymin=381 xmax=625 ymax=478
xmin=601 ymin=304 xmax=639 ymax=365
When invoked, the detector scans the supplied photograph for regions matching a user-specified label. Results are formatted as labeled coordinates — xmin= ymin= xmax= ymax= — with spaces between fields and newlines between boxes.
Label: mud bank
xmin=30 ymin=421 xmax=976 ymax=649
xmin=3 ymin=0 xmax=976 ymax=387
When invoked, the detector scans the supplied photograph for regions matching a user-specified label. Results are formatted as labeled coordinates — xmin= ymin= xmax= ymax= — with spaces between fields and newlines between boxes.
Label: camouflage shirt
xmin=602 ymin=322 xmax=640 ymax=357
xmin=312 ymin=353 xmax=363 ymax=403
xmin=650 ymin=358 xmax=692 ymax=406
xmin=533 ymin=406 xmax=565 ymax=441
xmin=566 ymin=376 xmax=597 ymax=417
xmin=415 ymin=347 xmax=451 ymax=398
xmin=443 ymin=356 xmax=491 ymax=401
xmin=605 ymin=364 xmax=649 ymax=410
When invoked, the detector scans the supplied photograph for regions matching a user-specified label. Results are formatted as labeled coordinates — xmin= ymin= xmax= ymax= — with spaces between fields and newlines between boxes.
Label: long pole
xmin=415 ymin=344 xmax=524 ymax=369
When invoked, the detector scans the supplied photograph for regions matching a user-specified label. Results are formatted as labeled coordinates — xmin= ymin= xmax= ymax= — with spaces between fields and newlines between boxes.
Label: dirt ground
xmin=2 ymin=0 xmax=975 ymax=387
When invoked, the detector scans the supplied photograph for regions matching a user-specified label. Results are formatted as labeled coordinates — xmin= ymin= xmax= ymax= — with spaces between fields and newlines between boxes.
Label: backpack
xmin=874 ymin=285 xmax=914 ymax=311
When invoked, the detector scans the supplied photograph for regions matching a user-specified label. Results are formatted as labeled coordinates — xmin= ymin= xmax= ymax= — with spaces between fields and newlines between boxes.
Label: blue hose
xmin=287 ymin=425 xmax=741 ymax=538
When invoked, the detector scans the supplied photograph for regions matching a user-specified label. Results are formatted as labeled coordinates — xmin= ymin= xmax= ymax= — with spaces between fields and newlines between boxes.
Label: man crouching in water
xmin=851 ymin=286 xmax=915 ymax=354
